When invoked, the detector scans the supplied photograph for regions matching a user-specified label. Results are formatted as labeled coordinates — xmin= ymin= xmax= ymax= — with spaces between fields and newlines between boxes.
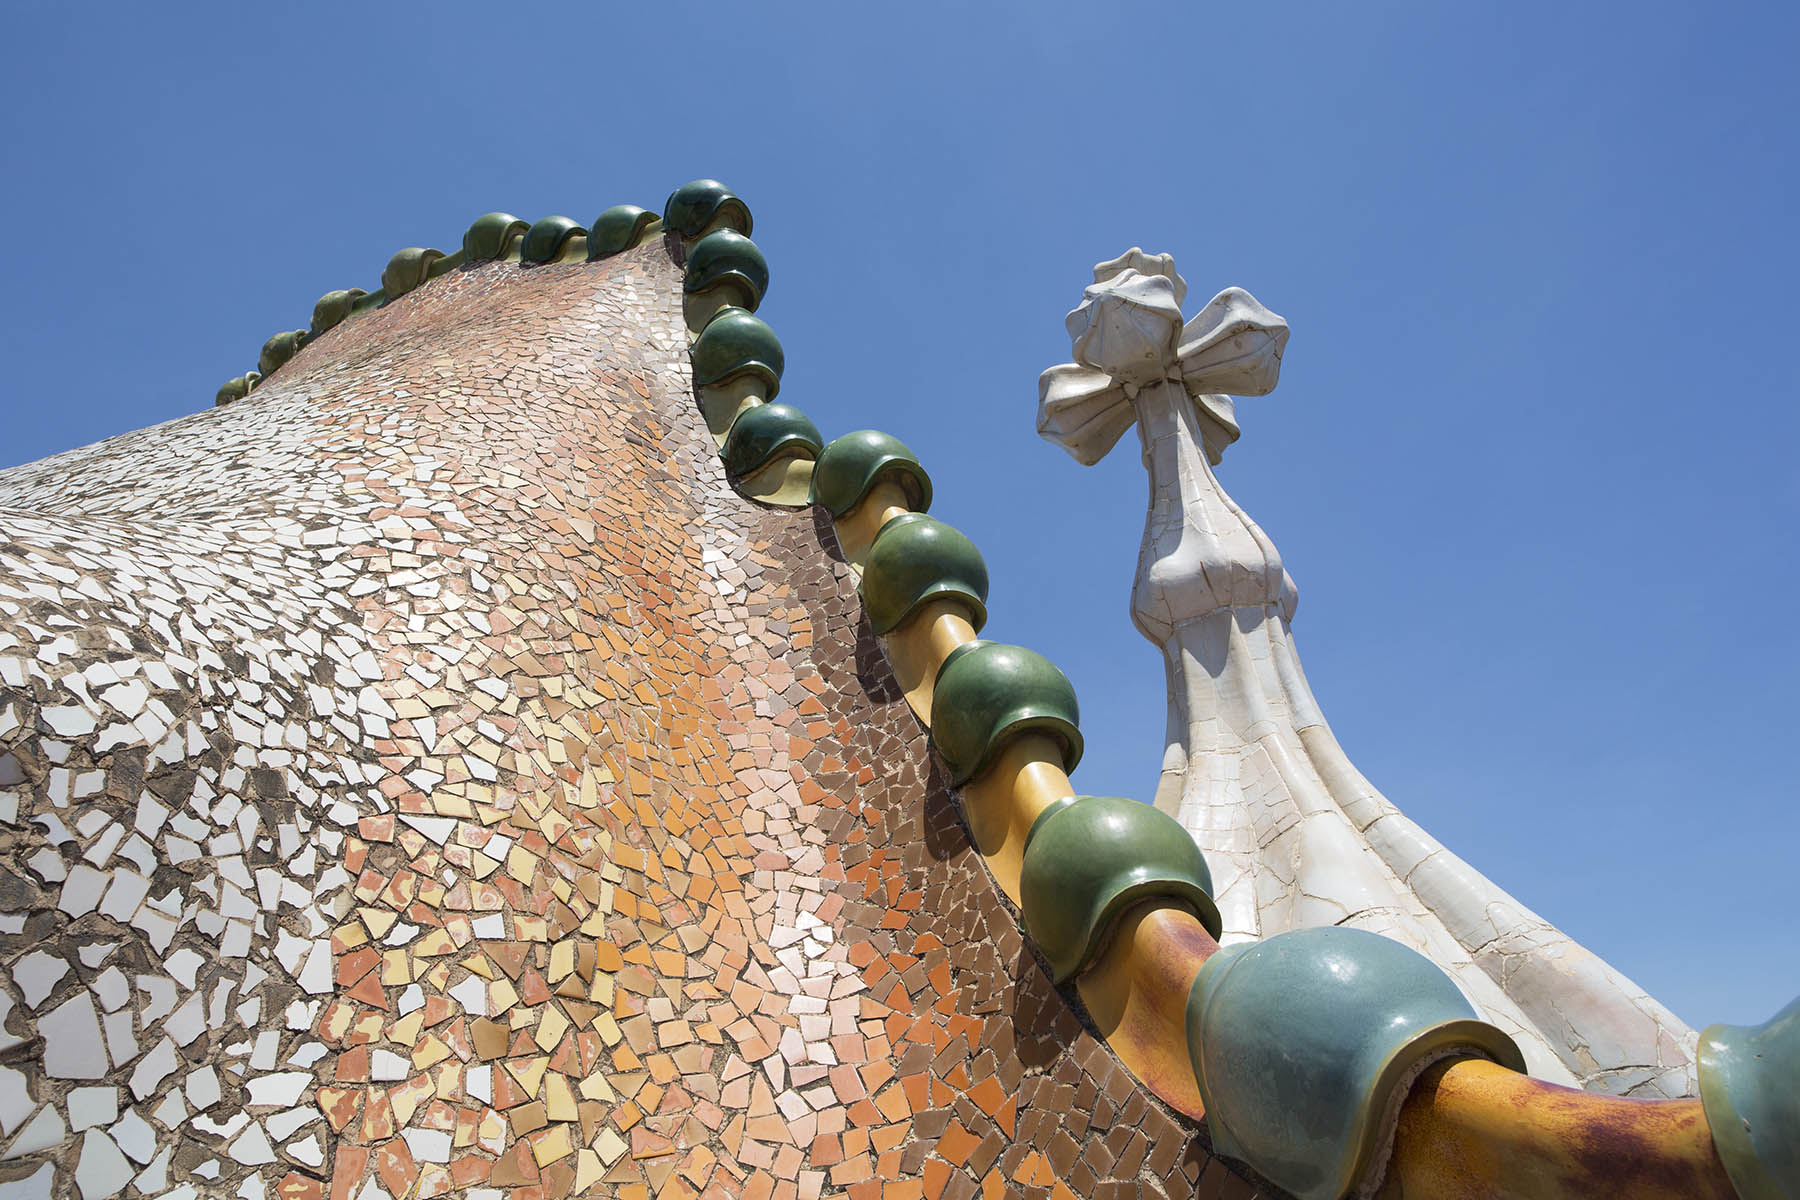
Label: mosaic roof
xmin=0 ymin=198 xmax=1283 ymax=1200
xmin=0 ymin=182 xmax=1787 ymax=1200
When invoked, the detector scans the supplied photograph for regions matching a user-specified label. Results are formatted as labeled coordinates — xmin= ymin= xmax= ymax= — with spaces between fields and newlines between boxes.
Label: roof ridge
xmin=672 ymin=183 xmax=1767 ymax=1200
xmin=210 ymin=201 xmax=671 ymax=408
xmin=204 ymin=175 xmax=1779 ymax=1200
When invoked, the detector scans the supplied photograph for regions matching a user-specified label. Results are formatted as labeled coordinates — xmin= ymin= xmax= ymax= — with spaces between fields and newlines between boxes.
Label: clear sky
xmin=2 ymin=3 xmax=1794 ymax=1031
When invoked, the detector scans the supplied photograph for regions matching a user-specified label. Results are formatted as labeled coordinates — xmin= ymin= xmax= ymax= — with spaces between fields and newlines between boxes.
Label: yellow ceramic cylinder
xmin=831 ymin=477 xmax=913 ymax=567
xmin=699 ymin=377 xmax=768 ymax=444
xmin=1377 ymin=1057 xmax=1735 ymax=1199
xmin=881 ymin=596 xmax=978 ymax=720
xmin=1076 ymin=902 xmax=1218 ymax=1121
xmin=957 ymin=732 xmax=1076 ymax=903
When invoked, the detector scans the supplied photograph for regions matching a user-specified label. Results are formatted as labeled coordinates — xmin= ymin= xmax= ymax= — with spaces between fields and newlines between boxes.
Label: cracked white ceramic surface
xmin=1039 ymin=250 xmax=1699 ymax=1098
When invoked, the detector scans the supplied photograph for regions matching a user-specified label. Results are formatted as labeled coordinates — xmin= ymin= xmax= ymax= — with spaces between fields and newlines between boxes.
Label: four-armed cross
xmin=1036 ymin=250 xmax=1700 ymax=1100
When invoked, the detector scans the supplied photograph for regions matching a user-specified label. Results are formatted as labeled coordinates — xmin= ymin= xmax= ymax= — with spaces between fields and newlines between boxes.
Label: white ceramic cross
xmin=1038 ymin=250 xmax=1701 ymax=1100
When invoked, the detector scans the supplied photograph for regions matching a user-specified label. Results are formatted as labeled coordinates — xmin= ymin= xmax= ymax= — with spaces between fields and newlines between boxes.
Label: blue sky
xmin=2 ymin=3 xmax=1794 ymax=1030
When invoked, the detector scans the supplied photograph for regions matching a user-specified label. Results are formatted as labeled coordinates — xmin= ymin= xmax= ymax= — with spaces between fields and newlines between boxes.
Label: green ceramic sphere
xmin=462 ymin=212 xmax=529 ymax=262
xmin=381 ymin=247 xmax=445 ymax=298
xmin=1699 ymin=996 xmax=1800 ymax=1200
xmin=587 ymin=205 xmax=659 ymax=259
xmin=811 ymin=430 xmax=932 ymax=517
xmin=1019 ymin=795 xmax=1221 ymax=983
xmin=683 ymin=230 xmax=770 ymax=310
xmin=257 ymin=330 xmax=308 ymax=376
xmin=860 ymin=515 xmax=989 ymax=639
xmin=720 ymin=403 xmax=823 ymax=479
xmin=310 ymin=288 xmax=369 ymax=336
xmin=215 ymin=372 xmax=260 ymax=407
xmin=664 ymin=179 xmax=753 ymax=238
xmin=928 ymin=639 xmax=1080 ymax=787
xmin=521 ymin=215 xmax=587 ymax=264
xmin=690 ymin=307 xmax=784 ymax=398
xmin=1187 ymin=926 xmax=1526 ymax=1200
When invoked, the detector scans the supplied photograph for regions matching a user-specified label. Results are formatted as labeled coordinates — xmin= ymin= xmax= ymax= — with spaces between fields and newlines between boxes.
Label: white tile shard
xmin=40 ymin=993 xmax=108 ymax=1080
xmin=0 ymin=1163 xmax=54 ymax=1200
xmin=75 ymin=1130 xmax=133 ymax=1199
